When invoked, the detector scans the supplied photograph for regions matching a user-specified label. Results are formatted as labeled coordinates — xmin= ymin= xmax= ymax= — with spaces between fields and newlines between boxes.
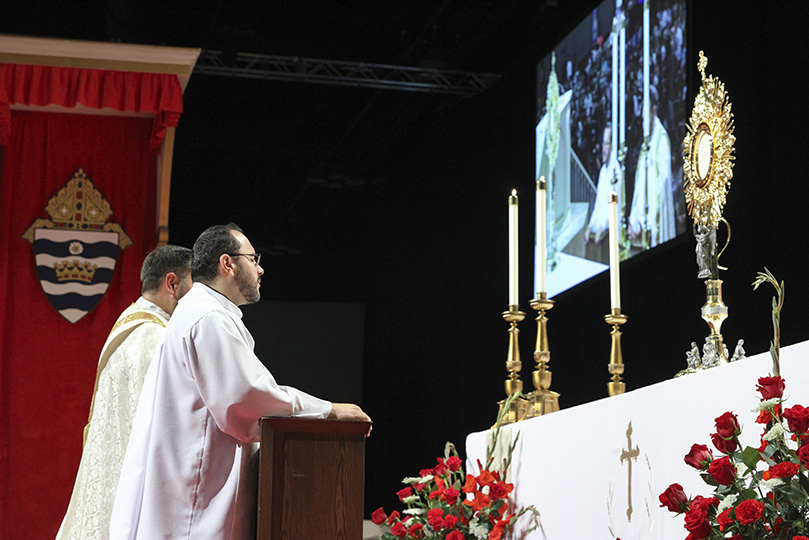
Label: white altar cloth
xmin=465 ymin=341 xmax=809 ymax=540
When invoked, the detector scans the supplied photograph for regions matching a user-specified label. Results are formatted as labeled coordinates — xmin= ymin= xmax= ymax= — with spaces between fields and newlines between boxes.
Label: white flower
xmin=403 ymin=508 xmax=426 ymax=516
xmin=763 ymin=422 xmax=788 ymax=441
xmin=717 ymin=494 xmax=738 ymax=513
xmin=402 ymin=477 xmax=422 ymax=484
xmin=402 ymin=495 xmax=420 ymax=504
xmin=417 ymin=475 xmax=434 ymax=484
xmin=468 ymin=518 xmax=489 ymax=540
xmin=753 ymin=398 xmax=780 ymax=412
xmin=761 ymin=478 xmax=784 ymax=490
xmin=735 ymin=462 xmax=747 ymax=477
xmin=68 ymin=241 xmax=84 ymax=255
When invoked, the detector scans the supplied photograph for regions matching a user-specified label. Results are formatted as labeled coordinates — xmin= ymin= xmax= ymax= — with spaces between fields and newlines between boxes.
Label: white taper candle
xmin=509 ymin=189 xmax=519 ymax=306
xmin=537 ymin=177 xmax=547 ymax=295
xmin=608 ymin=191 xmax=621 ymax=310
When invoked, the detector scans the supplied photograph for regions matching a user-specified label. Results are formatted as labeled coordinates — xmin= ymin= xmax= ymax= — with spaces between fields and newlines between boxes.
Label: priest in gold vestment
xmin=55 ymin=245 xmax=192 ymax=540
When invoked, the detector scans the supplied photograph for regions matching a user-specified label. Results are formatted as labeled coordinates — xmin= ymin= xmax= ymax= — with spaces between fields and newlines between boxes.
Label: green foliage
xmin=752 ymin=268 xmax=785 ymax=377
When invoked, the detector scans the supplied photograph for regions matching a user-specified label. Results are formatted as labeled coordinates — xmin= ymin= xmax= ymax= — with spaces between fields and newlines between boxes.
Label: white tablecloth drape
xmin=465 ymin=341 xmax=809 ymax=540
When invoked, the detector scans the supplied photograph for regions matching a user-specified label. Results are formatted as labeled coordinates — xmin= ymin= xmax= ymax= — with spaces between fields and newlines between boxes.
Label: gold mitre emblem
xmin=23 ymin=168 xmax=132 ymax=247
xmin=682 ymin=51 xmax=735 ymax=228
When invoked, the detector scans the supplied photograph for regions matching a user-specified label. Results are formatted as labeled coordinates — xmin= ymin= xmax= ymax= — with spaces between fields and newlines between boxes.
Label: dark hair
xmin=191 ymin=223 xmax=244 ymax=283
xmin=140 ymin=245 xmax=192 ymax=294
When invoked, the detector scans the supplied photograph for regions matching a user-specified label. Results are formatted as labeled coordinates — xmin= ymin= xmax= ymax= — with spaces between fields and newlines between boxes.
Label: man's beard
xmin=235 ymin=265 xmax=260 ymax=304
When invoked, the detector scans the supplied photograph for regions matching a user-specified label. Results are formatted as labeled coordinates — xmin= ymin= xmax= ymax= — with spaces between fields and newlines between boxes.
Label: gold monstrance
xmin=681 ymin=51 xmax=738 ymax=372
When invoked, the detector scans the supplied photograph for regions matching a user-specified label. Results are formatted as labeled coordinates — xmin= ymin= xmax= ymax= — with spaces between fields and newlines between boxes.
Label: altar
xmin=465 ymin=341 xmax=809 ymax=539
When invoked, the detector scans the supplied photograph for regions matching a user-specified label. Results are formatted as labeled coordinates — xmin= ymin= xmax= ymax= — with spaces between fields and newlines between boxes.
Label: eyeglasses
xmin=229 ymin=253 xmax=261 ymax=266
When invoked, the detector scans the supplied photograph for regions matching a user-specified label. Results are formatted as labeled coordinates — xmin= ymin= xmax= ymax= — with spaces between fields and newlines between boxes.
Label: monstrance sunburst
xmin=682 ymin=51 xmax=735 ymax=228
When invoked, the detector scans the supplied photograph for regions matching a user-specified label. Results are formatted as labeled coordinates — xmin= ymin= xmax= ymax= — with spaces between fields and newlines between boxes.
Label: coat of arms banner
xmin=0 ymin=110 xmax=157 ymax=539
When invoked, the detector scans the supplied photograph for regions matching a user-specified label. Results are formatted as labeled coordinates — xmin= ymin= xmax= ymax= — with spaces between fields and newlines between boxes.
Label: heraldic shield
xmin=23 ymin=168 xmax=132 ymax=323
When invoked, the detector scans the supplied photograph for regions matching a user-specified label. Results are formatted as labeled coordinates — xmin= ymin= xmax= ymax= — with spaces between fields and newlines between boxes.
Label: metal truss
xmin=193 ymin=50 xmax=501 ymax=95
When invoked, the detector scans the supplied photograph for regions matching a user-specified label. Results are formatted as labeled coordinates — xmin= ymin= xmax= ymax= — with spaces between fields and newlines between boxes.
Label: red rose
xmin=489 ymin=481 xmax=513 ymax=500
xmin=799 ymin=443 xmax=809 ymax=468
xmin=446 ymin=531 xmax=465 ymax=540
xmin=419 ymin=468 xmax=434 ymax=477
xmin=447 ymin=456 xmax=463 ymax=472
xmin=716 ymin=508 xmax=733 ymax=531
xmin=689 ymin=495 xmax=718 ymax=511
xmin=768 ymin=461 xmax=800 ymax=478
xmin=396 ymin=487 xmax=412 ymax=501
xmin=793 ymin=536 xmax=809 ymax=540
xmin=442 ymin=488 xmax=460 ymax=505
xmin=658 ymin=483 xmax=688 ymax=513
xmin=735 ymin=498 xmax=764 ymax=525
xmin=434 ymin=458 xmax=448 ymax=477
xmin=427 ymin=508 xmax=444 ymax=519
xmin=390 ymin=521 xmax=407 ymax=538
xmin=711 ymin=432 xmax=738 ymax=454
xmin=715 ymin=412 xmax=741 ymax=439
xmin=684 ymin=444 xmax=713 ymax=470
xmin=757 ymin=376 xmax=785 ymax=399
xmin=784 ymin=405 xmax=809 ymax=434
xmin=707 ymin=456 xmax=736 ymax=485
xmin=387 ymin=510 xmax=400 ymax=525
xmin=407 ymin=523 xmax=424 ymax=538
xmin=371 ymin=507 xmax=387 ymax=525
xmin=443 ymin=514 xmax=459 ymax=529
xmin=684 ymin=507 xmax=712 ymax=539
xmin=427 ymin=508 xmax=444 ymax=530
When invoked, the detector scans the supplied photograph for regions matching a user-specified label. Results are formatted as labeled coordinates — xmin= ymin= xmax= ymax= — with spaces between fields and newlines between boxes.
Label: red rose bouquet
xmin=660 ymin=268 xmax=809 ymax=540
xmin=372 ymin=395 xmax=539 ymax=539
xmin=371 ymin=442 xmax=537 ymax=540
xmin=658 ymin=270 xmax=809 ymax=539
xmin=660 ymin=374 xmax=809 ymax=539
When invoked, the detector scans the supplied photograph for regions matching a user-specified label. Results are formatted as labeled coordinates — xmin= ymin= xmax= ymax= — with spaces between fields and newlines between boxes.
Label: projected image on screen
xmin=535 ymin=0 xmax=687 ymax=298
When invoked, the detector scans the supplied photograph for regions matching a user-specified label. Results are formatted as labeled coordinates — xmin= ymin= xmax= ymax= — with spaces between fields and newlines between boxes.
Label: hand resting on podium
xmin=329 ymin=403 xmax=373 ymax=435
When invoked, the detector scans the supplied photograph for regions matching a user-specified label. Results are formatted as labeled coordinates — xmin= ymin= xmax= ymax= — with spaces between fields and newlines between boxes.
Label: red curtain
xmin=0 ymin=64 xmax=183 ymax=153
xmin=0 ymin=110 xmax=158 ymax=538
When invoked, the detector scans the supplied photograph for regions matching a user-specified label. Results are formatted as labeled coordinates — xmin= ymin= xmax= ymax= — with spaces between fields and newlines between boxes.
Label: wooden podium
xmin=257 ymin=417 xmax=371 ymax=540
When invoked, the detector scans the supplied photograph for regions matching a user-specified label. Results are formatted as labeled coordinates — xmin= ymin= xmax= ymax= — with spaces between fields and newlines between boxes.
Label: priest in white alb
xmin=628 ymin=88 xmax=676 ymax=247
xmin=586 ymin=124 xmax=622 ymax=244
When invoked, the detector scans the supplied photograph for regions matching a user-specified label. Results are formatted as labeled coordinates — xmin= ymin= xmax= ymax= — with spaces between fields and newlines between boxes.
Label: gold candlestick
xmin=524 ymin=293 xmax=560 ymax=418
xmin=605 ymin=308 xmax=628 ymax=396
xmin=496 ymin=306 xmax=527 ymax=425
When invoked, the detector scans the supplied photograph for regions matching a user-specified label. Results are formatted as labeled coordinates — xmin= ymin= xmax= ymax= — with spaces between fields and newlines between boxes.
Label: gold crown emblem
xmin=53 ymin=260 xmax=98 ymax=283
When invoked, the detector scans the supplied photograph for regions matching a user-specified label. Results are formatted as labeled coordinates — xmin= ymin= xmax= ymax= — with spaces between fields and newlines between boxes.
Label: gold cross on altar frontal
xmin=620 ymin=422 xmax=640 ymax=522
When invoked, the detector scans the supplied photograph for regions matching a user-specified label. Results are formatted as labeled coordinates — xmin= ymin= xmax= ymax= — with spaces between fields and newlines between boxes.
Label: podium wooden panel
xmin=257 ymin=417 xmax=370 ymax=540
